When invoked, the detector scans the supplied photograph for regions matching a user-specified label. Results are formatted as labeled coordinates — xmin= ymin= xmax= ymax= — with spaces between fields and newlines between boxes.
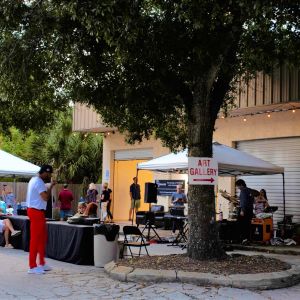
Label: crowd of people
xmin=1 ymin=162 xmax=272 ymax=274
xmin=56 ymin=181 xmax=113 ymax=223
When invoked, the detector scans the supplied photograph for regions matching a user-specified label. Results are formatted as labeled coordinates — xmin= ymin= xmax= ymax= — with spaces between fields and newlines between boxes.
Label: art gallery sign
xmin=188 ymin=157 xmax=218 ymax=185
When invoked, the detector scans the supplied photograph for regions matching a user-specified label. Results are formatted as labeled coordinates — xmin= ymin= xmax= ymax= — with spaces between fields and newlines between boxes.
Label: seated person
xmin=254 ymin=189 xmax=269 ymax=215
xmin=0 ymin=218 xmax=21 ymax=248
xmin=84 ymin=202 xmax=98 ymax=218
xmin=170 ymin=185 xmax=187 ymax=234
xmin=69 ymin=202 xmax=87 ymax=219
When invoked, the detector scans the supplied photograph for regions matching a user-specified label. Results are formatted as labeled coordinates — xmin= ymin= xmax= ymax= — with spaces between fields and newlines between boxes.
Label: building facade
xmin=73 ymin=66 xmax=300 ymax=223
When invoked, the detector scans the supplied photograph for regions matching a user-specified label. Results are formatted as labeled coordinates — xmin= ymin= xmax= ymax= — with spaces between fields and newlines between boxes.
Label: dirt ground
xmin=118 ymin=253 xmax=291 ymax=275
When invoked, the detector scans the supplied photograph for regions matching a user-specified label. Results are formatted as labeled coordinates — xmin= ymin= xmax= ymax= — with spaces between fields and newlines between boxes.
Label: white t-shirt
xmin=26 ymin=176 xmax=47 ymax=210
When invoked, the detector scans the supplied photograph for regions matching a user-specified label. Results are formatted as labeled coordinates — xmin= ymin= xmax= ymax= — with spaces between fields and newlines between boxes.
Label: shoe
xmin=39 ymin=264 xmax=52 ymax=271
xmin=4 ymin=244 xmax=14 ymax=249
xmin=11 ymin=230 xmax=21 ymax=237
xmin=28 ymin=266 xmax=45 ymax=274
xmin=241 ymin=239 xmax=249 ymax=245
xmin=284 ymin=239 xmax=296 ymax=246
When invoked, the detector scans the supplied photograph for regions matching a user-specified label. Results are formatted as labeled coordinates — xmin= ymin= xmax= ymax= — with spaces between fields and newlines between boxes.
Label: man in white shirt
xmin=26 ymin=165 xmax=56 ymax=275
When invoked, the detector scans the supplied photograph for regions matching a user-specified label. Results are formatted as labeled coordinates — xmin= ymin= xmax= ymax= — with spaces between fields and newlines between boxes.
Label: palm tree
xmin=29 ymin=110 xmax=103 ymax=184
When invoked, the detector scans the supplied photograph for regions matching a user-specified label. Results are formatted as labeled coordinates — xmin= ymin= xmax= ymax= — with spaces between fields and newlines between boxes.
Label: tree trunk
xmin=187 ymin=81 xmax=226 ymax=260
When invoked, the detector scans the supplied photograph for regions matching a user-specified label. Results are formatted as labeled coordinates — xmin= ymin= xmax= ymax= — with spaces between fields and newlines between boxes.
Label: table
xmin=0 ymin=215 xmax=30 ymax=251
xmin=46 ymin=222 xmax=94 ymax=265
xmin=0 ymin=216 xmax=96 ymax=265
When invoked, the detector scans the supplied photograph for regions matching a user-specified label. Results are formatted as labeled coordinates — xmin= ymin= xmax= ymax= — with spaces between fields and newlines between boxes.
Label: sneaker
xmin=39 ymin=264 xmax=52 ymax=271
xmin=11 ymin=230 xmax=21 ymax=237
xmin=4 ymin=244 xmax=14 ymax=249
xmin=28 ymin=266 xmax=45 ymax=275
xmin=284 ymin=239 xmax=296 ymax=246
xmin=241 ymin=239 xmax=249 ymax=245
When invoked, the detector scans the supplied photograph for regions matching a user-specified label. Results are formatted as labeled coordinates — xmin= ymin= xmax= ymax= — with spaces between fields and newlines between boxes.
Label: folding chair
xmin=121 ymin=226 xmax=150 ymax=258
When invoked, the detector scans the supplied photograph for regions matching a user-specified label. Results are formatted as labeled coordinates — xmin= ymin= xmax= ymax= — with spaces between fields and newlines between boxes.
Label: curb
xmin=232 ymin=244 xmax=300 ymax=256
xmin=104 ymin=261 xmax=300 ymax=290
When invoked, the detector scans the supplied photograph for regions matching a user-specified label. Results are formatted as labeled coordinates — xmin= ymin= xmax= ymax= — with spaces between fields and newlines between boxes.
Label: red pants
xmin=27 ymin=208 xmax=47 ymax=268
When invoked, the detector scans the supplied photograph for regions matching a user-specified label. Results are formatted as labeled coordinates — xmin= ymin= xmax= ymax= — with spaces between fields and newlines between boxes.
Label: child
xmin=72 ymin=202 xmax=87 ymax=218
xmin=67 ymin=202 xmax=87 ymax=224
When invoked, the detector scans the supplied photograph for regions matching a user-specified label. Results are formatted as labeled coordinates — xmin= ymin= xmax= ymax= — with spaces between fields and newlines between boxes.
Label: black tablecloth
xmin=0 ymin=215 xmax=30 ymax=251
xmin=46 ymin=222 xmax=94 ymax=265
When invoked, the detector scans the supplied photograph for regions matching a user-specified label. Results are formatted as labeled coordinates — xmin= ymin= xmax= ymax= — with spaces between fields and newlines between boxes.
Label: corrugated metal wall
xmin=235 ymin=66 xmax=300 ymax=108
xmin=114 ymin=148 xmax=153 ymax=161
xmin=72 ymin=103 xmax=115 ymax=132
xmin=237 ymin=137 xmax=300 ymax=226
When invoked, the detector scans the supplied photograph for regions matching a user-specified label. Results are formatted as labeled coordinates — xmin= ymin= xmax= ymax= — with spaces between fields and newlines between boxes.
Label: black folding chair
xmin=122 ymin=226 xmax=150 ymax=258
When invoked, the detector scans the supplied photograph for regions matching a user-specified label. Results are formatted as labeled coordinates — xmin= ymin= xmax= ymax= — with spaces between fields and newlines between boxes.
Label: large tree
xmin=0 ymin=1 xmax=299 ymax=259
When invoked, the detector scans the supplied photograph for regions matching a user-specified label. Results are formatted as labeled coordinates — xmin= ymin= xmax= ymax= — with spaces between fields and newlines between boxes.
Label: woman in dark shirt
xmin=101 ymin=183 xmax=113 ymax=222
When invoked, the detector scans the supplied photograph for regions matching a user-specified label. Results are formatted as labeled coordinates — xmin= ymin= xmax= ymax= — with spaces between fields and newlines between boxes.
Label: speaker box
xmin=144 ymin=182 xmax=158 ymax=203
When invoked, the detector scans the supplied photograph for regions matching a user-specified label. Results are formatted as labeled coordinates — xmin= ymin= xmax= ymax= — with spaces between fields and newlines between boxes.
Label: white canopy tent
xmin=0 ymin=150 xmax=40 ymax=177
xmin=137 ymin=142 xmax=284 ymax=176
xmin=137 ymin=142 xmax=286 ymax=217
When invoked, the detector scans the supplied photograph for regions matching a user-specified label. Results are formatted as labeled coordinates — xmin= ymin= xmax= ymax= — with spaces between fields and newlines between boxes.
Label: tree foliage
xmin=0 ymin=1 xmax=299 ymax=259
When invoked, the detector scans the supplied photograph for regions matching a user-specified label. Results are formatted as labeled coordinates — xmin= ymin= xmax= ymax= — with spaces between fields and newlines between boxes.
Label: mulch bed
xmin=118 ymin=254 xmax=291 ymax=275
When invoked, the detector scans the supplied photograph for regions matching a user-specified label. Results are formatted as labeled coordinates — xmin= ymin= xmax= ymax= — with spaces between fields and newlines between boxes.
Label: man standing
xmin=170 ymin=184 xmax=187 ymax=234
xmin=129 ymin=177 xmax=141 ymax=221
xmin=26 ymin=165 xmax=56 ymax=275
xmin=171 ymin=184 xmax=187 ymax=207
xmin=235 ymin=179 xmax=254 ymax=244
xmin=58 ymin=184 xmax=74 ymax=221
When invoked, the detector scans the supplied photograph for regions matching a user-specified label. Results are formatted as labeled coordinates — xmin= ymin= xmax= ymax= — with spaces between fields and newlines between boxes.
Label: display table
xmin=0 ymin=215 xmax=30 ymax=251
xmin=0 ymin=216 xmax=94 ymax=265
xmin=46 ymin=222 xmax=94 ymax=265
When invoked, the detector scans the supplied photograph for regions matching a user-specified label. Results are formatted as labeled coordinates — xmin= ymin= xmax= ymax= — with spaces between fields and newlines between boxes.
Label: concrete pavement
xmin=1 ymin=246 xmax=300 ymax=299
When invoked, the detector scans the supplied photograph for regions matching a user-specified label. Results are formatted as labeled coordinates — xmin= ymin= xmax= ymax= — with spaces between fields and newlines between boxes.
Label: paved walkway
xmin=1 ymin=246 xmax=300 ymax=299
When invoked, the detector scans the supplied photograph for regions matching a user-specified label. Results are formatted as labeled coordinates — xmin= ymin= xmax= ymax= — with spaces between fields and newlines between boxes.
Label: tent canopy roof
xmin=137 ymin=142 xmax=284 ymax=176
xmin=0 ymin=150 xmax=40 ymax=177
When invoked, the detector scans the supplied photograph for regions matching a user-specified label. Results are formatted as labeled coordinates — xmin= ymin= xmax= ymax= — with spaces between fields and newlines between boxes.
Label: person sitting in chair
xmin=254 ymin=189 xmax=269 ymax=215
xmin=0 ymin=217 xmax=21 ymax=248
xmin=84 ymin=202 xmax=98 ymax=218
xmin=72 ymin=202 xmax=87 ymax=218
xmin=67 ymin=202 xmax=87 ymax=224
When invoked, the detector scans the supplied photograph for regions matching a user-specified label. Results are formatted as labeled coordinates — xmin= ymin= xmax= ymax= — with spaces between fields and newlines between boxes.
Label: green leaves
xmin=0 ymin=111 xmax=103 ymax=184
xmin=0 ymin=1 xmax=299 ymax=149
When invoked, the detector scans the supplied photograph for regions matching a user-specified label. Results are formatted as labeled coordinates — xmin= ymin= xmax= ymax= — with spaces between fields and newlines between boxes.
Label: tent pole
xmin=13 ymin=175 xmax=17 ymax=209
xmin=282 ymin=173 xmax=286 ymax=236
xmin=282 ymin=173 xmax=286 ymax=219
